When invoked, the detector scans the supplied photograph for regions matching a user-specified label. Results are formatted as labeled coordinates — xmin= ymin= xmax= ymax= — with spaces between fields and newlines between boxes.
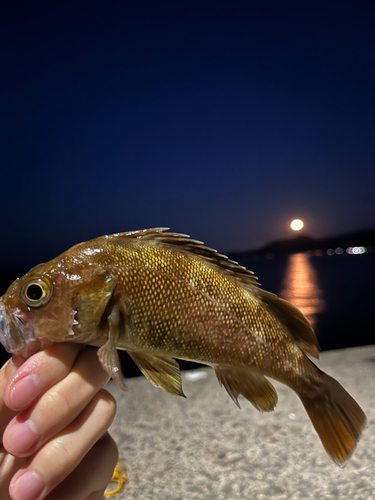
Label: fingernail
xmin=10 ymin=375 xmax=41 ymax=409
xmin=11 ymin=470 xmax=45 ymax=500
xmin=5 ymin=419 xmax=39 ymax=455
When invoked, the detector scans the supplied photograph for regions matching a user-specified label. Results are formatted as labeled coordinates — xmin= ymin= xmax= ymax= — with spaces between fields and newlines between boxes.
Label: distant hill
xmin=228 ymin=228 xmax=375 ymax=259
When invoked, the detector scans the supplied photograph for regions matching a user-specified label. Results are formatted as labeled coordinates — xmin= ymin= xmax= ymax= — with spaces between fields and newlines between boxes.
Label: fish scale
xmin=0 ymin=227 xmax=367 ymax=465
xmin=112 ymin=241 xmax=297 ymax=377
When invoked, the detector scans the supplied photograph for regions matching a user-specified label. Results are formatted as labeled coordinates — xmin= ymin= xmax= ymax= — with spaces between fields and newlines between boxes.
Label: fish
xmin=0 ymin=228 xmax=366 ymax=464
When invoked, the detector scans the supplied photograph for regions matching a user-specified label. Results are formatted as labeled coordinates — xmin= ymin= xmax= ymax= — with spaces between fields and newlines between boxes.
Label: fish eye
xmin=22 ymin=277 xmax=53 ymax=308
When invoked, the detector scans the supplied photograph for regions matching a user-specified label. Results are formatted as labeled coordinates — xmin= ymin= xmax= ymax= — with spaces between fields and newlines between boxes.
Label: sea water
xmin=240 ymin=252 xmax=375 ymax=351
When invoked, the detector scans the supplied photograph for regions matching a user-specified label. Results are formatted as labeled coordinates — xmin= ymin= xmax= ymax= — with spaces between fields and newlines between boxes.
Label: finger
xmin=0 ymin=356 xmax=24 ymax=439
xmin=4 ymin=348 xmax=110 ymax=457
xmin=9 ymin=389 xmax=116 ymax=500
xmin=44 ymin=433 xmax=118 ymax=500
xmin=0 ymin=449 xmax=27 ymax=500
xmin=4 ymin=344 xmax=83 ymax=412
xmin=0 ymin=358 xmax=28 ymax=500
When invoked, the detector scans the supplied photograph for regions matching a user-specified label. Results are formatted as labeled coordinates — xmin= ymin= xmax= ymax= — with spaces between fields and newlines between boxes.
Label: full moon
xmin=290 ymin=219 xmax=304 ymax=231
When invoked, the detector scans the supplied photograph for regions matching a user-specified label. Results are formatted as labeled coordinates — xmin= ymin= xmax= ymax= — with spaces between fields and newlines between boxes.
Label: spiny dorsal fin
xmin=258 ymin=289 xmax=319 ymax=358
xmin=113 ymin=229 xmax=318 ymax=357
xmin=114 ymin=227 xmax=260 ymax=289
xmin=112 ymin=228 xmax=318 ymax=358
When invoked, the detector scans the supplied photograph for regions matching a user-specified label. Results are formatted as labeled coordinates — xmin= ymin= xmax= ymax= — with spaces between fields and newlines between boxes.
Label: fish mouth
xmin=0 ymin=300 xmax=29 ymax=354
xmin=0 ymin=300 xmax=52 ymax=359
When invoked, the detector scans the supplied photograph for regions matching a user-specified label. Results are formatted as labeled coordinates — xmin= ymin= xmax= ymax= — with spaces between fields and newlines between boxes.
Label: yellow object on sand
xmin=104 ymin=460 xmax=127 ymax=497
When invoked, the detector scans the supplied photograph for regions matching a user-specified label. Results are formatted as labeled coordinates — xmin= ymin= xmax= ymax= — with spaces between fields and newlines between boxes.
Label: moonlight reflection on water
xmin=280 ymin=253 xmax=324 ymax=328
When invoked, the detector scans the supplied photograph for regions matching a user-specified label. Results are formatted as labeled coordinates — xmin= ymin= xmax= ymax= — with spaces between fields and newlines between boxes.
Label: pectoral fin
xmin=129 ymin=352 xmax=185 ymax=397
xmin=98 ymin=307 xmax=128 ymax=391
xmin=98 ymin=340 xmax=127 ymax=391
xmin=215 ymin=366 xmax=277 ymax=412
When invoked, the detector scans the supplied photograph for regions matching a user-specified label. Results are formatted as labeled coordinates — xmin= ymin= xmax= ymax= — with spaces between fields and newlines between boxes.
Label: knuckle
xmin=46 ymin=437 xmax=74 ymax=471
xmin=44 ymin=386 xmax=72 ymax=417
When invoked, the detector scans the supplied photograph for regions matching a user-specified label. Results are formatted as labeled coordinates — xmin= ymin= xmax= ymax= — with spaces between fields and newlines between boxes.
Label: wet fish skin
xmin=0 ymin=228 xmax=366 ymax=464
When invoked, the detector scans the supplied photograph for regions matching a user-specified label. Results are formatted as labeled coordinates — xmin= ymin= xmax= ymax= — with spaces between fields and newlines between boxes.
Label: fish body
xmin=0 ymin=228 xmax=366 ymax=464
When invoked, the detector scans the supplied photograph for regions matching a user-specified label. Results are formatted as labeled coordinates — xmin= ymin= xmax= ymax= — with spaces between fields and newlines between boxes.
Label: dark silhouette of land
xmin=228 ymin=228 xmax=375 ymax=260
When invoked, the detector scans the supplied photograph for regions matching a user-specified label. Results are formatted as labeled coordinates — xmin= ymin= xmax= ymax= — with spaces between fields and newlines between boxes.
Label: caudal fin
xmin=300 ymin=371 xmax=366 ymax=465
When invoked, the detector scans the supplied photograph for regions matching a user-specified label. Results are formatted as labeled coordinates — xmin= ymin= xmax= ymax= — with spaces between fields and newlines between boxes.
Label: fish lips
xmin=0 ymin=300 xmax=28 ymax=354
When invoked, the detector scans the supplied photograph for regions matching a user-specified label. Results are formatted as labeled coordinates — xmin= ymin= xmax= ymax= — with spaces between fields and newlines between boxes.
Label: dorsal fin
xmin=112 ymin=228 xmax=318 ymax=358
xmin=258 ymin=289 xmax=319 ymax=358
xmin=114 ymin=227 xmax=260 ymax=289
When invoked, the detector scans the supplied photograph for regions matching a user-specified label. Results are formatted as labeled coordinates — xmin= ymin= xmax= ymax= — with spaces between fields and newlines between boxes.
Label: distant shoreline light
xmin=326 ymin=246 xmax=367 ymax=256
xmin=346 ymin=246 xmax=367 ymax=255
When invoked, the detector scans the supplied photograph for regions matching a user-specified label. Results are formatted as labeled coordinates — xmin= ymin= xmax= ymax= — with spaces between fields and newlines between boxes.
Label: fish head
xmin=0 ymin=261 xmax=77 ymax=357
xmin=0 ymin=256 xmax=116 ymax=358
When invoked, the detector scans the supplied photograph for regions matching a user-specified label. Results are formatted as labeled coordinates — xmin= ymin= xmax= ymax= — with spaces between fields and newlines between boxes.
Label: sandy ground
xmin=106 ymin=345 xmax=375 ymax=500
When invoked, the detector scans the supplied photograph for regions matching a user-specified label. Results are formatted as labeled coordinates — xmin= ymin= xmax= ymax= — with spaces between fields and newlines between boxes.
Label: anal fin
xmin=129 ymin=352 xmax=185 ymax=397
xmin=215 ymin=366 xmax=277 ymax=412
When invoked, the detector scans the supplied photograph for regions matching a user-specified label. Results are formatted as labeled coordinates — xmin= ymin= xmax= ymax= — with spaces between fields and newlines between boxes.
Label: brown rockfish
xmin=0 ymin=228 xmax=366 ymax=464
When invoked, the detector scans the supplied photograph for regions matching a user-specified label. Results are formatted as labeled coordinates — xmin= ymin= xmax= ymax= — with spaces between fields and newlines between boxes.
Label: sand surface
xmin=106 ymin=345 xmax=375 ymax=500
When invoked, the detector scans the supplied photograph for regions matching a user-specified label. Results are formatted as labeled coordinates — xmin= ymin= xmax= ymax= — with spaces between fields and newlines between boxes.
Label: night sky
xmin=1 ymin=1 xmax=375 ymax=272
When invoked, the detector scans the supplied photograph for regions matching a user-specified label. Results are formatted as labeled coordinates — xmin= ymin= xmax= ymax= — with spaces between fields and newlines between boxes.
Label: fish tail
xmin=300 ymin=370 xmax=366 ymax=465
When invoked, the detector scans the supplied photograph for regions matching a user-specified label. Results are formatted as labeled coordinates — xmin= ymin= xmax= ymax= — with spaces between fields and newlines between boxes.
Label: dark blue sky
xmin=1 ymin=1 xmax=375 ymax=271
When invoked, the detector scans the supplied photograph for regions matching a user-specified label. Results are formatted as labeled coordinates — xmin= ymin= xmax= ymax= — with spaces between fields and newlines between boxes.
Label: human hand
xmin=0 ymin=344 xmax=118 ymax=500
